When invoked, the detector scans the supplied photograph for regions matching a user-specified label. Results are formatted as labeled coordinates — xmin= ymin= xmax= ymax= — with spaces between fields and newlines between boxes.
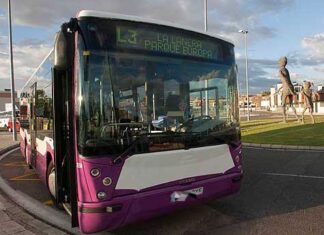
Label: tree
xmin=261 ymin=91 xmax=270 ymax=96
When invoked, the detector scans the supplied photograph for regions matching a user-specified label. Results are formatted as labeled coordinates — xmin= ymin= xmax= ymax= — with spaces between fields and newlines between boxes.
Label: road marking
xmin=44 ymin=200 xmax=53 ymax=206
xmin=264 ymin=172 xmax=324 ymax=179
xmin=0 ymin=161 xmax=26 ymax=167
xmin=10 ymin=172 xmax=40 ymax=181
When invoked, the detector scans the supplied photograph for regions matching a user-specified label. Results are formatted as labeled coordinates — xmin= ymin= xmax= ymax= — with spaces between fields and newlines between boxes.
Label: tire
xmin=47 ymin=161 xmax=64 ymax=210
xmin=46 ymin=161 xmax=57 ymax=203
xmin=24 ymin=144 xmax=32 ymax=169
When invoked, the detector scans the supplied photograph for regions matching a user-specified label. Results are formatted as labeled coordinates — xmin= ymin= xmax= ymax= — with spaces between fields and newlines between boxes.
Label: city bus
xmin=19 ymin=10 xmax=243 ymax=234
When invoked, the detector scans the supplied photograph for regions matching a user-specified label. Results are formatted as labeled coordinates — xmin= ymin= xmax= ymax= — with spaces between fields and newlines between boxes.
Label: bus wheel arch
xmin=46 ymin=153 xmax=53 ymax=170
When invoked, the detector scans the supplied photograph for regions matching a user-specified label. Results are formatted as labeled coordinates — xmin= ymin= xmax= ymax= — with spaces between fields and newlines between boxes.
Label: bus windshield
xmin=76 ymin=20 xmax=239 ymax=156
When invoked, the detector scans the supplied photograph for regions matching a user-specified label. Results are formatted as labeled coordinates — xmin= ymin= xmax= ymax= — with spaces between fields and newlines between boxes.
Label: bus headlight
xmin=97 ymin=191 xmax=107 ymax=199
xmin=103 ymin=177 xmax=112 ymax=186
xmin=90 ymin=168 xmax=101 ymax=177
xmin=235 ymin=155 xmax=240 ymax=164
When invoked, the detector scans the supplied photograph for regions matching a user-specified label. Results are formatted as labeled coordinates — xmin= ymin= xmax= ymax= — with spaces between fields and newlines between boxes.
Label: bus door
xmin=53 ymin=67 xmax=78 ymax=226
xmin=52 ymin=24 xmax=78 ymax=227
xmin=30 ymin=83 xmax=37 ymax=167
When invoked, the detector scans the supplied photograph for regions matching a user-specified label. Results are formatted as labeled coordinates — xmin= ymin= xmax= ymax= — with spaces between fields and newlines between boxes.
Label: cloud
xmin=234 ymin=54 xmax=321 ymax=94
xmin=0 ymin=15 xmax=6 ymax=37
xmin=0 ymin=77 xmax=26 ymax=92
xmin=253 ymin=0 xmax=294 ymax=13
xmin=277 ymin=34 xmax=324 ymax=86
xmin=0 ymin=35 xmax=7 ymax=48
xmin=289 ymin=33 xmax=324 ymax=69
xmin=0 ymin=0 xmax=300 ymax=94
xmin=236 ymin=57 xmax=280 ymax=94
xmin=205 ymin=0 xmax=293 ymax=45
xmin=302 ymin=33 xmax=324 ymax=58
xmin=289 ymin=72 xmax=305 ymax=80
xmin=0 ymin=0 xmax=201 ymax=28
xmin=313 ymin=67 xmax=324 ymax=73
xmin=0 ymin=0 xmax=295 ymax=39
xmin=0 ymin=41 xmax=52 ymax=90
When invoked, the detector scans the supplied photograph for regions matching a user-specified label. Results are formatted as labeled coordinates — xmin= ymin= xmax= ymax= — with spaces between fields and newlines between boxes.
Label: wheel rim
xmin=48 ymin=168 xmax=56 ymax=198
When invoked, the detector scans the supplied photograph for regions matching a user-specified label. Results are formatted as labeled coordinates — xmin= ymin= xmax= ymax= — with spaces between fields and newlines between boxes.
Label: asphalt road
xmin=1 ymin=147 xmax=324 ymax=234
xmin=0 ymin=149 xmax=52 ymax=204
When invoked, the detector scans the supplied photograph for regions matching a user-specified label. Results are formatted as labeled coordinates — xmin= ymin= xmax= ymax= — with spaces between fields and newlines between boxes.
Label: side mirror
xmin=54 ymin=31 xmax=67 ymax=70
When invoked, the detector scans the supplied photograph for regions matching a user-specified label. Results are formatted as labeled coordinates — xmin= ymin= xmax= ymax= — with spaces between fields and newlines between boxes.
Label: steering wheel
xmin=175 ymin=115 xmax=212 ymax=132
xmin=199 ymin=115 xmax=212 ymax=120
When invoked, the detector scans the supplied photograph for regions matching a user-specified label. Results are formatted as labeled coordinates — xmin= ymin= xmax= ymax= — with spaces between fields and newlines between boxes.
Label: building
xmin=260 ymin=95 xmax=271 ymax=110
xmin=238 ymin=94 xmax=271 ymax=111
xmin=0 ymin=89 xmax=19 ymax=112
xmin=250 ymin=94 xmax=264 ymax=109
xmin=269 ymin=83 xmax=324 ymax=114
xmin=238 ymin=95 xmax=253 ymax=109
xmin=314 ymin=85 xmax=324 ymax=113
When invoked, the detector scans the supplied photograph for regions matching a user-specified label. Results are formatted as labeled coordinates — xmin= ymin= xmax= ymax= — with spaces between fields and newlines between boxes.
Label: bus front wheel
xmin=47 ymin=161 xmax=63 ymax=209
xmin=47 ymin=161 xmax=56 ymax=201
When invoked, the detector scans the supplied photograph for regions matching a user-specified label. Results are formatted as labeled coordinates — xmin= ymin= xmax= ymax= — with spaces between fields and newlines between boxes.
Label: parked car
xmin=7 ymin=118 xmax=20 ymax=132
xmin=0 ymin=117 xmax=9 ymax=128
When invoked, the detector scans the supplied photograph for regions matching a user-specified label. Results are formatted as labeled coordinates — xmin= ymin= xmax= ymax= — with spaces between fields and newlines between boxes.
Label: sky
xmin=0 ymin=0 xmax=324 ymax=95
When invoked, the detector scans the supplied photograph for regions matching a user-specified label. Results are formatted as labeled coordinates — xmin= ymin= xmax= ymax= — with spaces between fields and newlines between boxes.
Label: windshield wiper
xmin=112 ymin=134 xmax=147 ymax=164
xmin=112 ymin=131 xmax=181 ymax=164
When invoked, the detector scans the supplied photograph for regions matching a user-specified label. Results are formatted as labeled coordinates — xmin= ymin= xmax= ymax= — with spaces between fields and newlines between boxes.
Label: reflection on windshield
xmin=77 ymin=51 xmax=239 ymax=156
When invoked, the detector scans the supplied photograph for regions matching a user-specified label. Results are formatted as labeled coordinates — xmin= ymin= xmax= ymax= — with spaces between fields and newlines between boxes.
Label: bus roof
xmin=77 ymin=10 xmax=234 ymax=46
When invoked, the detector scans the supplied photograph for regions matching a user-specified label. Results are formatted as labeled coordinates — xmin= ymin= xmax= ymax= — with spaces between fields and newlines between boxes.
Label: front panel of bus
xmin=74 ymin=17 xmax=242 ymax=233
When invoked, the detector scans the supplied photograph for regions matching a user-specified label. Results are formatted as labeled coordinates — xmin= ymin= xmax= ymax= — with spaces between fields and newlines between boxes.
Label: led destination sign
xmin=116 ymin=25 xmax=220 ymax=60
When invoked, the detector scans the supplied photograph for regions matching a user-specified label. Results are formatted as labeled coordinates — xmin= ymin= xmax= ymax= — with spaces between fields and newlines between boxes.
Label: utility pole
xmin=8 ymin=0 xmax=17 ymax=140
xmin=204 ymin=0 xmax=209 ymax=115
xmin=204 ymin=0 xmax=207 ymax=32
xmin=238 ymin=29 xmax=250 ymax=121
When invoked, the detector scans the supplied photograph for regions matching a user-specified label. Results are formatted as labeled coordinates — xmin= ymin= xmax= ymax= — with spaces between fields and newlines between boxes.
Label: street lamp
xmin=238 ymin=29 xmax=250 ymax=121
xmin=204 ymin=0 xmax=207 ymax=32
xmin=8 ymin=0 xmax=17 ymax=140
xmin=203 ymin=0 xmax=209 ymax=115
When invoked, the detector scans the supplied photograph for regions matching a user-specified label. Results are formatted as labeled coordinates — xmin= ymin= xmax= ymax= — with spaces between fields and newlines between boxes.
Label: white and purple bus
xmin=20 ymin=10 xmax=243 ymax=234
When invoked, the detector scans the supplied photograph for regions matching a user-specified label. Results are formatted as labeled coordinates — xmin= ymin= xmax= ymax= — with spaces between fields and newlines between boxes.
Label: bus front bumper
xmin=78 ymin=172 xmax=242 ymax=234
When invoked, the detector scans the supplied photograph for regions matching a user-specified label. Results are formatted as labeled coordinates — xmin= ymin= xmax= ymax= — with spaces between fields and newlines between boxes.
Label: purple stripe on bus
xmin=78 ymin=172 xmax=242 ymax=233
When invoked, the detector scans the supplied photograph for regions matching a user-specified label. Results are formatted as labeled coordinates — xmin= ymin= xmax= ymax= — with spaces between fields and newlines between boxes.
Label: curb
xmin=0 ymin=143 xmax=19 ymax=156
xmin=243 ymin=143 xmax=324 ymax=151
xmin=0 ymin=145 xmax=85 ymax=235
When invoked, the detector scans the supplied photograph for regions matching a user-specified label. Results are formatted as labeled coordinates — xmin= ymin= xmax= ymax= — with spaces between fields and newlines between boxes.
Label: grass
xmin=241 ymin=115 xmax=324 ymax=146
